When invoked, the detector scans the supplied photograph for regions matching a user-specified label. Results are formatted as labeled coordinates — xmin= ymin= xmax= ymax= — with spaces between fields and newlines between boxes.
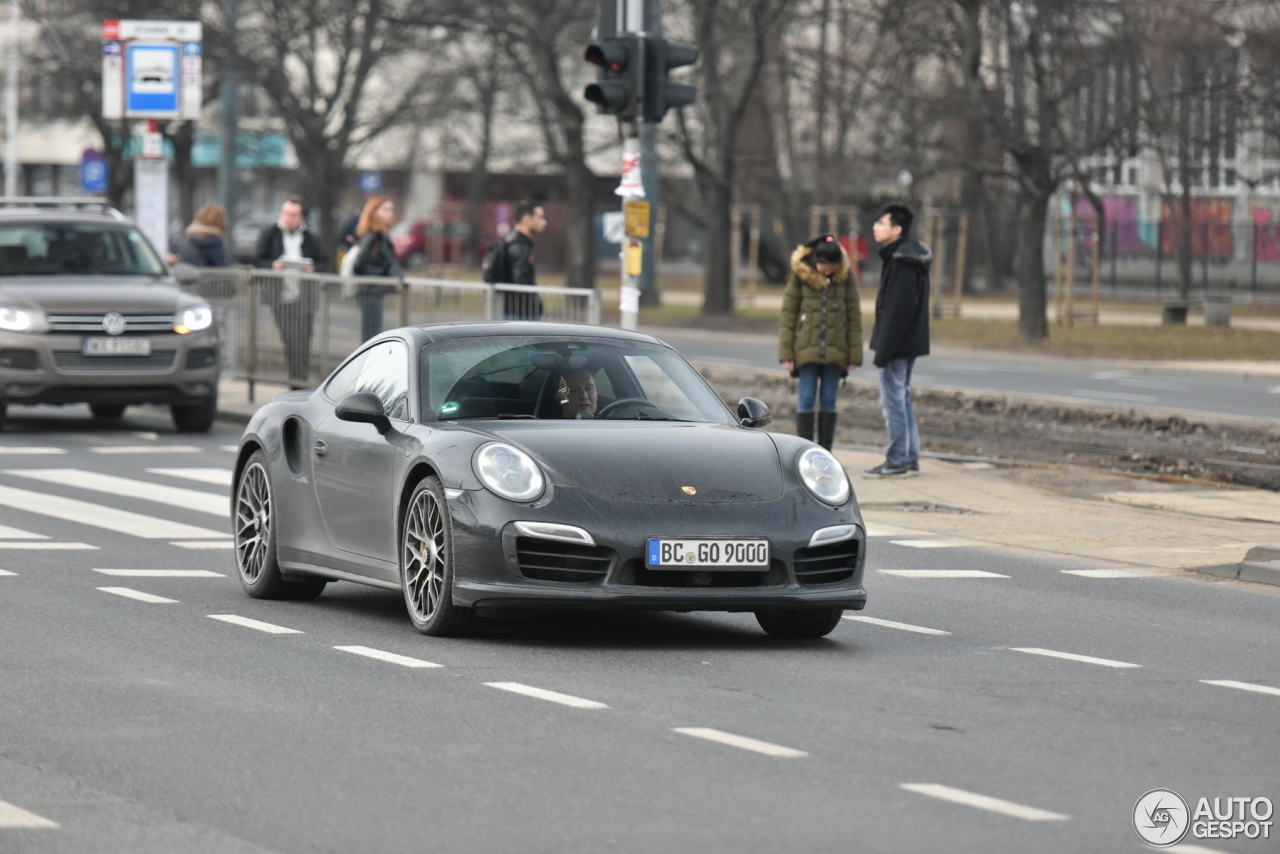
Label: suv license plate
xmin=646 ymin=538 xmax=769 ymax=569
xmin=83 ymin=337 xmax=151 ymax=357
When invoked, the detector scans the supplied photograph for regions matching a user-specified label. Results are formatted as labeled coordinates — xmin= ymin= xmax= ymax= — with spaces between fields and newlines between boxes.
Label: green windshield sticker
xmin=441 ymin=401 xmax=460 ymax=415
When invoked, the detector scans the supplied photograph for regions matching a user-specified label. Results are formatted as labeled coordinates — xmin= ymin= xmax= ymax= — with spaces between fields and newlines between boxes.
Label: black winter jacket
xmin=870 ymin=238 xmax=932 ymax=368
xmin=499 ymin=230 xmax=542 ymax=318
xmin=253 ymin=225 xmax=329 ymax=272
xmin=179 ymin=234 xmax=227 ymax=267
xmin=353 ymin=230 xmax=403 ymax=278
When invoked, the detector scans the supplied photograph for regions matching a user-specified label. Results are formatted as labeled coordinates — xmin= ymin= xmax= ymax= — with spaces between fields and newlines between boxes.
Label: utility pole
xmin=637 ymin=0 xmax=661 ymax=307
xmin=4 ymin=0 xmax=19 ymax=197
xmin=218 ymin=0 xmax=239 ymax=254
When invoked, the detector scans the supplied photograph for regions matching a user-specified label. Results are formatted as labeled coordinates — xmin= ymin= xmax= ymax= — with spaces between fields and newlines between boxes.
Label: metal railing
xmin=183 ymin=268 xmax=602 ymax=395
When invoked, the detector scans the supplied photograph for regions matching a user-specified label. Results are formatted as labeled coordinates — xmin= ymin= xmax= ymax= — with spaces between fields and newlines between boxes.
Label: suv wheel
xmin=172 ymin=394 xmax=217 ymax=433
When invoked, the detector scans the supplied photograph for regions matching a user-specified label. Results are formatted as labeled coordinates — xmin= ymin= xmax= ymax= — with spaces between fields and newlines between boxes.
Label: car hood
xmin=0 ymin=277 xmax=187 ymax=313
xmin=488 ymin=421 xmax=784 ymax=503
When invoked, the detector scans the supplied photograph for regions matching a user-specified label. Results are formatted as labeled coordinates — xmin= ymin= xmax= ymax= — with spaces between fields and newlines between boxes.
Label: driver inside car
xmin=556 ymin=367 xmax=598 ymax=418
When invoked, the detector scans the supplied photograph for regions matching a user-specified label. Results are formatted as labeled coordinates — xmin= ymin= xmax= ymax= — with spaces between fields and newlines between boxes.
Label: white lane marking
xmin=90 ymin=445 xmax=202 ymax=454
xmin=1116 ymin=378 xmax=1189 ymax=391
xmin=901 ymin=783 xmax=1068 ymax=821
xmin=0 ymin=484 xmax=227 ymax=539
xmin=171 ymin=541 xmax=235 ymax=549
xmin=146 ymin=467 xmax=234 ymax=487
xmin=843 ymin=615 xmax=951 ymax=635
xmin=7 ymin=469 xmax=227 ymax=516
xmin=673 ymin=728 xmax=807 ymax=758
xmin=1267 ymin=386 xmax=1280 ymax=394
xmin=1170 ymin=845 xmax=1234 ymax=854
xmin=879 ymin=569 xmax=1009 ymax=578
xmin=207 ymin=614 xmax=302 ymax=634
xmin=1062 ymin=568 xmax=1163 ymax=578
xmin=484 ymin=682 xmax=608 ymax=709
xmin=889 ymin=539 xmax=971 ymax=549
xmin=1070 ymin=389 xmax=1157 ymax=403
xmin=863 ymin=523 xmax=923 ymax=537
xmin=0 ymin=798 xmax=59 ymax=828
xmin=335 ymin=646 xmax=443 ymax=668
xmin=0 ymin=524 xmax=48 ymax=539
xmin=218 ymin=445 xmax=239 ymax=452
xmin=1010 ymin=647 xmax=1141 ymax=669
xmin=1090 ymin=369 xmax=1132 ymax=379
xmin=1200 ymin=679 xmax=1280 ymax=698
xmin=132 ymin=432 xmax=159 ymax=440
xmin=98 ymin=586 xmax=178 ymax=604
xmin=0 ymin=447 xmax=65 ymax=455
xmin=94 ymin=569 xmax=225 ymax=578
xmin=0 ymin=569 xmax=15 ymax=576
xmin=0 ymin=542 xmax=96 ymax=550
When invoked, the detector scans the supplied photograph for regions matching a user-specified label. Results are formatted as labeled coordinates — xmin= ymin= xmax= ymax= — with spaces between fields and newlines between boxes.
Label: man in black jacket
xmin=867 ymin=203 xmax=932 ymax=477
xmin=498 ymin=200 xmax=546 ymax=320
xmin=253 ymin=196 xmax=328 ymax=387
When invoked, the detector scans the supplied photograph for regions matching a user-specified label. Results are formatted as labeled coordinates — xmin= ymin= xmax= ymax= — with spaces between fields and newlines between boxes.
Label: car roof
xmin=410 ymin=321 xmax=664 ymax=346
xmin=0 ymin=209 xmax=132 ymax=226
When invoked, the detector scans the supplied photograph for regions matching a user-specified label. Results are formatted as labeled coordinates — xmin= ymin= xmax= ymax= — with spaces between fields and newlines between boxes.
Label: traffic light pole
xmin=637 ymin=0 xmax=661 ymax=308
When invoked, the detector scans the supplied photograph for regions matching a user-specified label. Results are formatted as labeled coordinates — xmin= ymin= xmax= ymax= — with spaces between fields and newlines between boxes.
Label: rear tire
xmin=172 ymin=393 xmax=217 ymax=433
xmin=401 ymin=476 xmax=474 ymax=637
xmin=234 ymin=450 xmax=327 ymax=600
xmin=90 ymin=403 xmax=126 ymax=420
xmin=755 ymin=607 xmax=844 ymax=638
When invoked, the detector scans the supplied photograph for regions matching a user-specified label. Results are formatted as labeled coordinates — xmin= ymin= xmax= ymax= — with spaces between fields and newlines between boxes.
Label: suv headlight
xmin=797 ymin=447 xmax=851 ymax=506
xmin=0 ymin=306 xmax=49 ymax=334
xmin=474 ymin=442 xmax=545 ymax=502
xmin=175 ymin=304 xmax=213 ymax=333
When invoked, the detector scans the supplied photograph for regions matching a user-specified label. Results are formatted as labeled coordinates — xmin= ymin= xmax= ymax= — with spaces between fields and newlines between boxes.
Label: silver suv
xmin=0 ymin=199 xmax=219 ymax=432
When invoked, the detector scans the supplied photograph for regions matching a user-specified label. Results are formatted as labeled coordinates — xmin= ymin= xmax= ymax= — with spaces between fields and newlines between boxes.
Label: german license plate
xmin=83 ymin=337 xmax=151 ymax=357
xmin=646 ymin=538 xmax=769 ymax=569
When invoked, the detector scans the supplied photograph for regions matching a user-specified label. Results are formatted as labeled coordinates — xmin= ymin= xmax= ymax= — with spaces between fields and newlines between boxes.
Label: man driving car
xmin=556 ymin=367 xmax=598 ymax=418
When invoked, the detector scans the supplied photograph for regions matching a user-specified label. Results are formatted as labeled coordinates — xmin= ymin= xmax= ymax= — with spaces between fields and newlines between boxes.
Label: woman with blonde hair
xmin=350 ymin=195 xmax=403 ymax=341
xmin=177 ymin=203 xmax=228 ymax=267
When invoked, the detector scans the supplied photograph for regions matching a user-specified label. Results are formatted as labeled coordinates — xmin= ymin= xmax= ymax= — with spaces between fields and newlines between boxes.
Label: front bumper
xmin=0 ymin=329 xmax=219 ymax=406
xmin=447 ymin=483 xmax=867 ymax=615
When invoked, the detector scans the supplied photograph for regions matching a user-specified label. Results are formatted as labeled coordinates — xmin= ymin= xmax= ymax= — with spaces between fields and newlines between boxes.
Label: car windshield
xmin=420 ymin=335 xmax=735 ymax=424
xmin=0 ymin=223 xmax=166 ymax=276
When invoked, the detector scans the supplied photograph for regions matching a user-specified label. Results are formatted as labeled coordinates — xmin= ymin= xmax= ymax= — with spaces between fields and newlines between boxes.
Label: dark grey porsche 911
xmin=232 ymin=322 xmax=867 ymax=638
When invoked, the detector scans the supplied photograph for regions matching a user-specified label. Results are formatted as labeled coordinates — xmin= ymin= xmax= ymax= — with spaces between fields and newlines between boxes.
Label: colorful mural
xmin=1252 ymin=202 xmax=1280 ymax=262
xmin=1069 ymin=195 xmax=1238 ymax=261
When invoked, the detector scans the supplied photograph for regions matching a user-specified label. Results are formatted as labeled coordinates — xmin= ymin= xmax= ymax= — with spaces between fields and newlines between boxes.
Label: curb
xmin=1190 ymin=545 xmax=1280 ymax=587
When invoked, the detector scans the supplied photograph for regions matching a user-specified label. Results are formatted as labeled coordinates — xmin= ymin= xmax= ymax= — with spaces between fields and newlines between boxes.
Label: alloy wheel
xmin=403 ymin=487 xmax=446 ymax=622
xmin=236 ymin=462 xmax=271 ymax=584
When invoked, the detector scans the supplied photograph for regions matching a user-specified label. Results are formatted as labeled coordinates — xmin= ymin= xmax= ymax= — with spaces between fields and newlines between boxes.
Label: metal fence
xmin=183 ymin=268 xmax=602 ymax=394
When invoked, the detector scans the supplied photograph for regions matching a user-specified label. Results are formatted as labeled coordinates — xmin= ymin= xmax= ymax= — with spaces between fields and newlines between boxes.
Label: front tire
xmin=90 ymin=403 xmax=126 ymax=420
xmin=755 ymin=607 xmax=844 ymax=638
xmin=172 ymin=393 xmax=217 ymax=433
xmin=234 ymin=451 xmax=327 ymax=600
xmin=401 ymin=476 xmax=474 ymax=637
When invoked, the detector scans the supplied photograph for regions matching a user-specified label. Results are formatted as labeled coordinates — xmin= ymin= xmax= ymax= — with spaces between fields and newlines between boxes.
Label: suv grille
xmin=53 ymin=350 xmax=177 ymax=372
xmin=0 ymin=348 xmax=39 ymax=370
xmin=515 ymin=537 xmax=613 ymax=582
xmin=792 ymin=540 xmax=859 ymax=584
xmin=47 ymin=314 xmax=174 ymax=333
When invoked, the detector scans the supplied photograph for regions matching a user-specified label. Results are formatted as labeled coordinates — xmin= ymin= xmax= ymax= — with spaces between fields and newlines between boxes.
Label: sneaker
xmin=865 ymin=461 xmax=913 ymax=477
xmin=908 ymin=460 xmax=919 ymax=473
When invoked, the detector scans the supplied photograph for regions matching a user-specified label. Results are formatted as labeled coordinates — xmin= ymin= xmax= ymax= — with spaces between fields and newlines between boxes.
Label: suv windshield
xmin=419 ymin=335 xmax=735 ymax=424
xmin=0 ymin=223 xmax=165 ymax=276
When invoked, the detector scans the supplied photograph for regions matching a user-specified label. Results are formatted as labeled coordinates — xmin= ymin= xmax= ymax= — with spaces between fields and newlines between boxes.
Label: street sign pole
xmin=637 ymin=0 xmax=662 ymax=307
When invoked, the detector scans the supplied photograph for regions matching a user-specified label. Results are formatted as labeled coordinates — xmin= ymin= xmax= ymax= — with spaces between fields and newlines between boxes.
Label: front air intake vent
xmin=515 ymin=537 xmax=613 ymax=583
xmin=792 ymin=540 xmax=859 ymax=584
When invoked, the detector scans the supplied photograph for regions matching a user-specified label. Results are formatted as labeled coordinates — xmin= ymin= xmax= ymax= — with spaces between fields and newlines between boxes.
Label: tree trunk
xmin=563 ymin=160 xmax=596 ymax=290
xmin=701 ymin=178 xmax=734 ymax=315
xmin=169 ymin=122 xmax=196 ymax=229
xmin=1016 ymin=186 xmax=1050 ymax=340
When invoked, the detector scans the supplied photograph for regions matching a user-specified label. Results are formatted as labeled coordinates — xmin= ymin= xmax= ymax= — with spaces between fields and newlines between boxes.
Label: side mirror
xmin=171 ymin=262 xmax=200 ymax=285
xmin=336 ymin=391 xmax=392 ymax=434
xmin=737 ymin=397 xmax=772 ymax=429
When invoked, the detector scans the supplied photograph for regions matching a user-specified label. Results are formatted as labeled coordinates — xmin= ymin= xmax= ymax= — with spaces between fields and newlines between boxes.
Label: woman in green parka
xmin=777 ymin=234 xmax=863 ymax=449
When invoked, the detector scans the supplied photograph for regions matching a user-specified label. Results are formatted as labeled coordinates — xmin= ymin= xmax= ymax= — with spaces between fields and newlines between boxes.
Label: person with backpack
xmin=482 ymin=200 xmax=547 ymax=320
xmin=777 ymin=234 xmax=863 ymax=450
xmin=348 ymin=195 xmax=403 ymax=342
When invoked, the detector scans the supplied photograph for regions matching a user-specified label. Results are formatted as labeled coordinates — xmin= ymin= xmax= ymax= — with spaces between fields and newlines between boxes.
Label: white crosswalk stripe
xmin=90 ymin=445 xmax=202 ymax=454
xmin=7 ymin=469 xmax=227 ymax=517
xmin=0 ymin=483 xmax=227 ymax=539
xmin=146 ymin=468 xmax=234 ymax=486
xmin=0 ymin=798 xmax=59 ymax=828
xmin=0 ymin=524 xmax=48 ymax=539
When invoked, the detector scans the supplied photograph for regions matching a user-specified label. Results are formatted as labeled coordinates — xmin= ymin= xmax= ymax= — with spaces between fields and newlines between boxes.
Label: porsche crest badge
xmin=681 ymin=486 xmax=697 ymax=495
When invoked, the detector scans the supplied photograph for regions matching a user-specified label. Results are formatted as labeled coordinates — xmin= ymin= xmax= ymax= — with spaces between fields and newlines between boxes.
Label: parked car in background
xmin=0 ymin=199 xmax=220 ymax=431
xmin=231 ymin=214 xmax=278 ymax=264
xmin=391 ymin=220 xmax=482 ymax=269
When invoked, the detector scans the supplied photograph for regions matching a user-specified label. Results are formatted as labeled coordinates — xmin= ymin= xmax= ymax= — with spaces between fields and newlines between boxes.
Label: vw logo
xmin=102 ymin=312 xmax=127 ymax=336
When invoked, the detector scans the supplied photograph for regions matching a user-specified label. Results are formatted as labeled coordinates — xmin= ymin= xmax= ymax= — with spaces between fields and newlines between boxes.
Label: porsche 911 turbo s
xmin=232 ymin=322 xmax=867 ymax=638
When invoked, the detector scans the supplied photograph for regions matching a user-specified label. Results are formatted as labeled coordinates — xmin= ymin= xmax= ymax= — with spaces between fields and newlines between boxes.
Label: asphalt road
xmin=1 ymin=407 xmax=1277 ymax=853
xmin=643 ymin=325 xmax=1280 ymax=422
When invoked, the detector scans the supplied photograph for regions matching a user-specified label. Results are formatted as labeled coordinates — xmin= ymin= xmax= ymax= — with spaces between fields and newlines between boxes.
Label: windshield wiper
xmin=497 ymin=413 xmax=537 ymax=419
xmin=631 ymin=414 xmax=685 ymax=421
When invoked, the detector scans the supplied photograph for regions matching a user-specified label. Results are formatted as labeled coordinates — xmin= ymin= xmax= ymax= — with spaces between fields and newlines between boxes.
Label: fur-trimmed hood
xmin=881 ymin=238 xmax=932 ymax=270
xmin=790 ymin=242 xmax=851 ymax=290
xmin=185 ymin=222 xmax=224 ymax=239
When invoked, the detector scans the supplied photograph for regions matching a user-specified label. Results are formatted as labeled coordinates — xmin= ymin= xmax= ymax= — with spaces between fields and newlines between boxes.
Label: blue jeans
xmin=356 ymin=291 xmax=384 ymax=342
xmin=878 ymin=357 xmax=919 ymax=466
xmin=797 ymin=363 xmax=842 ymax=412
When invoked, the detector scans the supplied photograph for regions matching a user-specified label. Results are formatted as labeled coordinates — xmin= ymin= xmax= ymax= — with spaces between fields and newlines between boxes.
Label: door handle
xmin=314 ymin=440 xmax=327 ymax=457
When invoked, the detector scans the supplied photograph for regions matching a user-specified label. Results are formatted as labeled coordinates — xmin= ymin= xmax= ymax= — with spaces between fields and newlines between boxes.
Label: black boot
xmin=795 ymin=410 xmax=815 ymax=442
xmin=817 ymin=411 xmax=838 ymax=450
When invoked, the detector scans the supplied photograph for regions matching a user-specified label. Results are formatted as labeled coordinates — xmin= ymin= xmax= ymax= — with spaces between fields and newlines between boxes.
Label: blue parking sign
xmin=81 ymin=157 xmax=109 ymax=194
xmin=359 ymin=170 xmax=383 ymax=193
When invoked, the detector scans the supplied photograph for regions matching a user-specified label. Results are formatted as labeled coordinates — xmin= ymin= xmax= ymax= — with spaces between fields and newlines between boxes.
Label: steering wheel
xmin=596 ymin=397 xmax=654 ymax=419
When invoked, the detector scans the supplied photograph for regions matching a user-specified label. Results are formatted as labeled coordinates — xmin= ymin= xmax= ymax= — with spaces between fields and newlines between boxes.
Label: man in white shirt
xmin=253 ymin=196 xmax=328 ymax=387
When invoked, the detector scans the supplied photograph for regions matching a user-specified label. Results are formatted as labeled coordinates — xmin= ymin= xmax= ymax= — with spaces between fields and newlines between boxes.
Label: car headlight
xmin=797 ymin=447 xmax=851 ymax=506
xmin=0 ymin=306 xmax=49 ymax=333
xmin=474 ymin=442 xmax=545 ymax=502
xmin=175 ymin=304 xmax=213 ymax=334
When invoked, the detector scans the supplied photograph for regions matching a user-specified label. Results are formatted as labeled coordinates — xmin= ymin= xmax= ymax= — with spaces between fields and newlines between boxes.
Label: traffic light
xmin=643 ymin=38 xmax=699 ymax=123
xmin=584 ymin=35 xmax=642 ymax=120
